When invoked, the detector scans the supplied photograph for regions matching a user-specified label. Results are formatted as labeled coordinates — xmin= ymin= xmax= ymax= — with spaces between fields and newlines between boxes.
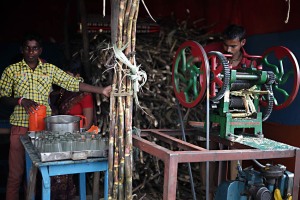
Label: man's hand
xmin=79 ymin=82 xmax=112 ymax=97
xmin=20 ymin=98 xmax=39 ymax=114
xmin=101 ymin=85 xmax=112 ymax=97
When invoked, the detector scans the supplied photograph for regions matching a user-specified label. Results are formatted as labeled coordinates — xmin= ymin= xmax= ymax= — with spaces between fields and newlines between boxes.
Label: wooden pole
xmin=63 ymin=0 xmax=72 ymax=61
xmin=78 ymin=0 xmax=91 ymax=80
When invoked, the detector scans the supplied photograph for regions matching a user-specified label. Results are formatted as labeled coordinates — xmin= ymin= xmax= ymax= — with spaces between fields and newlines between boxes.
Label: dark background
xmin=0 ymin=0 xmax=300 ymax=43
xmin=0 ymin=0 xmax=300 ymax=198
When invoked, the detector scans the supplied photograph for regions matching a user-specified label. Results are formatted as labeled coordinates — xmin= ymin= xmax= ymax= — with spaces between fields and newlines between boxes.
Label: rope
xmin=285 ymin=0 xmax=291 ymax=23
xmin=103 ymin=0 xmax=106 ymax=17
xmin=113 ymin=43 xmax=147 ymax=107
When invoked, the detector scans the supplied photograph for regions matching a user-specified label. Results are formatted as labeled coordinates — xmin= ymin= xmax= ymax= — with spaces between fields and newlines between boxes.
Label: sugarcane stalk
xmin=117 ymin=72 xmax=125 ymax=200
xmin=109 ymin=2 xmax=119 ymax=198
xmin=117 ymin=102 xmax=125 ymax=200
xmin=131 ymin=0 xmax=139 ymax=54
xmin=124 ymin=73 xmax=133 ymax=200
xmin=117 ymin=1 xmax=126 ymax=199
xmin=118 ymin=0 xmax=126 ymax=48
xmin=125 ymin=2 xmax=138 ymax=199
xmin=108 ymin=75 xmax=117 ymax=199
xmin=124 ymin=0 xmax=132 ymax=27
xmin=113 ymin=105 xmax=119 ymax=199
xmin=124 ymin=0 xmax=137 ymax=55
xmin=124 ymin=102 xmax=133 ymax=200
xmin=123 ymin=0 xmax=132 ymax=44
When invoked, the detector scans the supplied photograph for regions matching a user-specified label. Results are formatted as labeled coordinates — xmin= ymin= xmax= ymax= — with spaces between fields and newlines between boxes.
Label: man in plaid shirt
xmin=0 ymin=33 xmax=111 ymax=200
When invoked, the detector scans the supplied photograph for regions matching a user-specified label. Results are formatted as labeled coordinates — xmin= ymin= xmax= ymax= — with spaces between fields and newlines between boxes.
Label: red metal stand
xmin=133 ymin=129 xmax=300 ymax=200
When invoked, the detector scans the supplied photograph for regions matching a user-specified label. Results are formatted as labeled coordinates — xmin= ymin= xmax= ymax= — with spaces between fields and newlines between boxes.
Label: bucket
xmin=44 ymin=115 xmax=81 ymax=133
xmin=29 ymin=105 xmax=46 ymax=131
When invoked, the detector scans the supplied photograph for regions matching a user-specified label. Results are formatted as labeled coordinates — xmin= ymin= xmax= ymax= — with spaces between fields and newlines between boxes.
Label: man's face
xmin=21 ymin=40 xmax=42 ymax=64
xmin=222 ymin=38 xmax=246 ymax=57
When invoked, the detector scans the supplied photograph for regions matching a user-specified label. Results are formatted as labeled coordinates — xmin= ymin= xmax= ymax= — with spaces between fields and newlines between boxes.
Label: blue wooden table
xmin=21 ymin=136 xmax=108 ymax=200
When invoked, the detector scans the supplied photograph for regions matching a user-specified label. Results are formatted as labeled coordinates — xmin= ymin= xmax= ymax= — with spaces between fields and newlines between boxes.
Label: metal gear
xmin=207 ymin=51 xmax=231 ymax=102
xmin=262 ymin=71 xmax=275 ymax=121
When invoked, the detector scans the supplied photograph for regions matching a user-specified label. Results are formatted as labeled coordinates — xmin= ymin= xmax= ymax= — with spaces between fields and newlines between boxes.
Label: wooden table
xmin=21 ymin=136 xmax=108 ymax=200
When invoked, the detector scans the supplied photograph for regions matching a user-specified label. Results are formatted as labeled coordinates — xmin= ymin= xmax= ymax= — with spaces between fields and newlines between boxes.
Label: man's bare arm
xmin=79 ymin=82 xmax=112 ymax=97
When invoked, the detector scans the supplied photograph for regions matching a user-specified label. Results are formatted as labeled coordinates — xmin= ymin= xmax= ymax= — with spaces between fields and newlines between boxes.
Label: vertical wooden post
xmin=63 ymin=0 xmax=72 ymax=61
xmin=78 ymin=0 xmax=91 ymax=80
xmin=110 ymin=0 xmax=119 ymax=44
xmin=92 ymin=172 xmax=100 ymax=200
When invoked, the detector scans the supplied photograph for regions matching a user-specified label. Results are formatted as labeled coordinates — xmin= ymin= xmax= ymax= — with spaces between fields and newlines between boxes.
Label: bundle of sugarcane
xmin=107 ymin=0 xmax=144 ymax=199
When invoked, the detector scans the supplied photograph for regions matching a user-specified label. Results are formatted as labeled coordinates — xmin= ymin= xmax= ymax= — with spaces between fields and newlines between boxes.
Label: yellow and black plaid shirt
xmin=0 ymin=59 xmax=80 ymax=127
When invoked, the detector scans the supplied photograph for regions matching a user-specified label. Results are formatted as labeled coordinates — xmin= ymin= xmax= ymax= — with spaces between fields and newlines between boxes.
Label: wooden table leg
xmin=26 ymin=165 xmax=38 ymax=200
xmin=92 ymin=172 xmax=100 ymax=200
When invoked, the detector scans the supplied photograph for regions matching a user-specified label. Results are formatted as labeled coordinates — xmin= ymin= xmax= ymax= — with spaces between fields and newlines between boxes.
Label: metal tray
xmin=27 ymin=132 xmax=108 ymax=162
xmin=39 ymin=149 xmax=108 ymax=162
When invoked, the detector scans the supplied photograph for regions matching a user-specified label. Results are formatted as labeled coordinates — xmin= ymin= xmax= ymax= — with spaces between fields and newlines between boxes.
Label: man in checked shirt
xmin=0 ymin=33 xmax=112 ymax=200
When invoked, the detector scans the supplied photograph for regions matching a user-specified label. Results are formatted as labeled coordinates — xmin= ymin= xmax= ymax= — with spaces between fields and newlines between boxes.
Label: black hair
xmin=222 ymin=24 xmax=246 ymax=41
xmin=21 ymin=32 xmax=43 ymax=47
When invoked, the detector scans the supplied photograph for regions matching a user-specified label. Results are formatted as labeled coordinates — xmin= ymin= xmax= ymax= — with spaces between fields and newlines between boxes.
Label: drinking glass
xmin=90 ymin=138 xmax=99 ymax=150
xmin=76 ymin=139 xmax=86 ymax=151
xmin=43 ymin=140 xmax=52 ymax=153
xmin=51 ymin=140 xmax=62 ymax=152
xmin=60 ymin=138 xmax=68 ymax=151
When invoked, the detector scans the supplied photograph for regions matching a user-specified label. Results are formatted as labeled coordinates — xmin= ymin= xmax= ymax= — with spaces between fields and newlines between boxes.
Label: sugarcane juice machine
xmin=171 ymin=41 xmax=300 ymax=200
xmin=172 ymin=41 xmax=300 ymax=139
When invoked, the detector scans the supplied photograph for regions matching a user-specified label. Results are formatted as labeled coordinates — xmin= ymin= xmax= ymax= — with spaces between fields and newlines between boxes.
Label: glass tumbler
xmin=76 ymin=139 xmax=86 ymax=151
xmin=60 ymin=138 xmax=67 ymax=152
xmin=90 ymin=138 xmax=99 ymax=150
xmin=43 ymin=140 xmax=52 ymax=153
xmin=51 ymin=140 xmax=62 ymax=152
xmin=65 ymin=138 xmax=76 ymax=151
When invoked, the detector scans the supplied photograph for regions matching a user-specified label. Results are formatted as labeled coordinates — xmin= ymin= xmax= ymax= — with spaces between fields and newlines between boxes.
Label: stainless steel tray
xmin=27 ymin=132 xmax=108 ymax=162
xmin=40 ymin=149 xmax=108 ymax=162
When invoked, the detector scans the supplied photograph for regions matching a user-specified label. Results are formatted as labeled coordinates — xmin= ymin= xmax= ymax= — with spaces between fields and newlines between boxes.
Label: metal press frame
xmin=133 ymin=129 xmax=300 ymax=200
